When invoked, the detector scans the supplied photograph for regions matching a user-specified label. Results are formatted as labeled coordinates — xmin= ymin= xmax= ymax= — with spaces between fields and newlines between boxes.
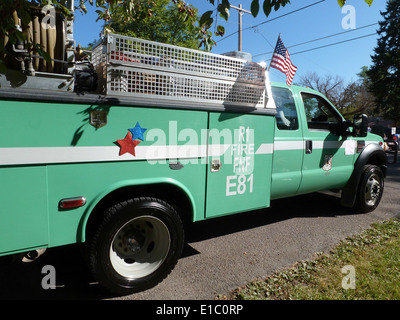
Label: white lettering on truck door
xmin=226 ymin=126 xmax=254 ymax=196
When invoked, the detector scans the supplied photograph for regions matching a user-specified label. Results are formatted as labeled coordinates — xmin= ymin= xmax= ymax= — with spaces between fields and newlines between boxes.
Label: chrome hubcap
xmin=365 ymin=173 xmax=381 ymax=206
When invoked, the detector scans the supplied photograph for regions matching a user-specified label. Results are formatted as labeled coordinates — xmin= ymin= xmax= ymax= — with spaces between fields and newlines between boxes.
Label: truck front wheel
xmin=354 ymin=165 xmax=384 ymax=213
xmin=87 ymin=197 xmax=184 ymax=295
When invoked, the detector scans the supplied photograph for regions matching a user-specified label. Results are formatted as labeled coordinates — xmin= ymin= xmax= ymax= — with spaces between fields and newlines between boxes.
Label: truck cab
xmin=270 ymin=83 xmax=386 ymax=209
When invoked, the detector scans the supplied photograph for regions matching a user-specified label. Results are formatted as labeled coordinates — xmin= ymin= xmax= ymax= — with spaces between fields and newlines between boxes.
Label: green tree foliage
xmin=337 ymin=0 xmax=373 ymax=7
xmin=109 ymin=0 xmax=202 ymax=50
xmin=367 ymin=0 xmax=400 ymax=123
xmin=341 ymin=67 xmax=377 ymax=118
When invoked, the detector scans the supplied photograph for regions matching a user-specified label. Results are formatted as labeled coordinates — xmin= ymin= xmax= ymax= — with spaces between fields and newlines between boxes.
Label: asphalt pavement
xmin=0 ymin=157 xmax=399 ymax=300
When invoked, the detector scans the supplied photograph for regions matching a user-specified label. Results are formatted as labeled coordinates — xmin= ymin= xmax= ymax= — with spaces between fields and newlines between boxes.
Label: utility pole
xmin=229 ymin=4 xmax=252 ymax=52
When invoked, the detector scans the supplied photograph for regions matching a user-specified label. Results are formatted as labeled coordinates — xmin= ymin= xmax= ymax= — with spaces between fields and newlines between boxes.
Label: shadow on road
xmin=184 ymin=191 xmax=349 ymax=245
xmin=0 ymin=244 xmax=112 ymax=300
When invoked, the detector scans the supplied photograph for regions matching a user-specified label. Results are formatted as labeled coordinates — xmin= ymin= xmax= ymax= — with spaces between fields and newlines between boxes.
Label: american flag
xmin=270 ymin=35 xmax=297 ymax=86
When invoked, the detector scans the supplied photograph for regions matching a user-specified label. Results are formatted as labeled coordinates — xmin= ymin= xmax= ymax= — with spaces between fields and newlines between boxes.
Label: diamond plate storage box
xmin=92 ymin=34 xmax=266 ymax=108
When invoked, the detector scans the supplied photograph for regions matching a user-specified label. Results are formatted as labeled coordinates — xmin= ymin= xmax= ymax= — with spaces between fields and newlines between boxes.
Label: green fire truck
xmin=0 ymin=6 xmax=386 ymax=295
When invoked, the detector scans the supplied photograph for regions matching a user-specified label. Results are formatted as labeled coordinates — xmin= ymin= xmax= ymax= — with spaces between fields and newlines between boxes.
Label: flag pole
xmin=268 ymin=33 xmax=281 ymax=71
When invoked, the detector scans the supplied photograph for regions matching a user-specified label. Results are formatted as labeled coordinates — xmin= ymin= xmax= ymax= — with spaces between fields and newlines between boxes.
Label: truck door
xmin=296 ymin=90 xmax=356 ymax=194
xmin=205 ymin=112 xmax=275 ymax=218
xmin=270 ymin=85 xmax=304 ymax=200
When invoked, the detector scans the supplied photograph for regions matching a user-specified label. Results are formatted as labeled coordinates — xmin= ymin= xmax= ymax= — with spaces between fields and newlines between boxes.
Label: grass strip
xmin=227 ymin=219 xmax=400 ymax=300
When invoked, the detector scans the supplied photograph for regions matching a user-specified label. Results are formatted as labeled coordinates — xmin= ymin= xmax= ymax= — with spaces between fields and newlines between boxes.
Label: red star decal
xmin=116 ymin=132 xmax=141 ymax=156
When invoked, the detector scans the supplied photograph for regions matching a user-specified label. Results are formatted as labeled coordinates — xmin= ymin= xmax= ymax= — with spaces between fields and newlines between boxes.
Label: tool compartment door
xmin=0 ymin=166 xmax=48 ymax=254
xmin=205 ymin=112 xmax=275 ymax=218
xmin=0 ymin=100 xmax=49 ymax=254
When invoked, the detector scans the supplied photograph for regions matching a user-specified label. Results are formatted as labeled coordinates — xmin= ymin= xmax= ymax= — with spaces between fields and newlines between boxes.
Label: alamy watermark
xmin=145 ymin=122 xmax=255 ymax=171
xmin=341 ymin=5 xmax=356 ymax=30
xmin=41 ymin=5 xmax=56 ymax=29
xmin=41 ymin=265 xmax=56 ymax=290
xmin=341 ymin=265 xmax=356 ymax=290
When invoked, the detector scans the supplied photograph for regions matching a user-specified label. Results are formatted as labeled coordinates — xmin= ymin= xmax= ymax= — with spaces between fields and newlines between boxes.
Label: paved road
xmin=0 ymin=159 xmax=399 ymax=300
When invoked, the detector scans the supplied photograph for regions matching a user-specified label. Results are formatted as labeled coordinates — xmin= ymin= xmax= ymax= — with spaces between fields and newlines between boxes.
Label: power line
xmin=248 ymin=0 xmax=327 ymax=29
xmin=253 ymin=22 xmax=379 ymax=58
xmin=290 ymin=33 xmax=377 ymax=56
xmin=253 ymin=28 xmax=275 ymax=50
xmin=213 ymin=1 xmax=378 ymax=64
xmin=262 ymin=32 xmax=377 ymax=61
xmin=289 ymin=23 xmax=378 ymax=50
xmin=217 ymin=0 xmax=326 ymax=43
xmin=256 ymin=12 xmax=400 ymax=58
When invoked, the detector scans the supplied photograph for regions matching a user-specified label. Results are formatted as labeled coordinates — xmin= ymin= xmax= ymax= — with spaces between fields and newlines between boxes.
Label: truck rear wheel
xmin=88 ymin=197 xmax=184 ymax=295
xmin=354 ymin=165 xmax=384 ymax=213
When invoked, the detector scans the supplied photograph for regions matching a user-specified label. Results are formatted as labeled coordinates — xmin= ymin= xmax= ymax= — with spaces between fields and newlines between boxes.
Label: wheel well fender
xmin=78 ymin=179 xmax=196 ymax=243
xmin=341 ymin=142 xmax=387 ymax=208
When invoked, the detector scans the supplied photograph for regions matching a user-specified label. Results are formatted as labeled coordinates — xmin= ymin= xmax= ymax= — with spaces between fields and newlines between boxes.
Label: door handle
xmin=305 ymin=140 xmax=312 ymax=154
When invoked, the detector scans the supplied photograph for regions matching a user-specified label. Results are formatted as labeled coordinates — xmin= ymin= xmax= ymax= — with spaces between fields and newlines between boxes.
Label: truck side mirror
xmin=353 ymin=114 xmax=368 ymax=137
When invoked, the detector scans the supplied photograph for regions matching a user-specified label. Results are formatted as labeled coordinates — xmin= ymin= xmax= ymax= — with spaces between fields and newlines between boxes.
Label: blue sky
xmin=74 ymin=0 xmax=387 ymax=85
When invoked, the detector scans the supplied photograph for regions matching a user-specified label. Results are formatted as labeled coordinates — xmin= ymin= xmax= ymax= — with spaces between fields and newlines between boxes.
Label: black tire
xmin=354 ymin=165 xmax=384 ymax=213
xmin=87 ymin=197 xmax=184 ymax=295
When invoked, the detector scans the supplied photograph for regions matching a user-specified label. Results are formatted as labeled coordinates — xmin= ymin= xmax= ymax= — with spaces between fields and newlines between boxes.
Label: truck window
xmin=301 ymin=92 xmax=341 ymax=130
xmin=271 ymin=86 xmax=298 ymax=130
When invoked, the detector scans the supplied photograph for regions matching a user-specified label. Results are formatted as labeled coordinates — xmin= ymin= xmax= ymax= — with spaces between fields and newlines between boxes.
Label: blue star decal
xmin=129 ymin=122 xmax=147 ymax=141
